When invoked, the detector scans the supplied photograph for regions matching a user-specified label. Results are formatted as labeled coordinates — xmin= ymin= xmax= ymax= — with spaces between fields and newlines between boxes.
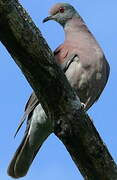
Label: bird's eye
xmin=59 ymin=7 xmax=65 ymax=13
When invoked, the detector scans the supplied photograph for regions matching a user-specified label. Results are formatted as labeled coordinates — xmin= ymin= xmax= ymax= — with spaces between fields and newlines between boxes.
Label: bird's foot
xmin=81 ymin=102 xmax=86 ymax=110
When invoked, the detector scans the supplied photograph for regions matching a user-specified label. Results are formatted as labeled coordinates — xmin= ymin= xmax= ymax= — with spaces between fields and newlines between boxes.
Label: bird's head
xmin=43 ymin=3 xmax=79 ymax=27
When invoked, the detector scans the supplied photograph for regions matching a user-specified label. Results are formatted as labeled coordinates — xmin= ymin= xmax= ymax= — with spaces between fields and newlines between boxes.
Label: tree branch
xmin=0 ymin=0 xmax=117 ymax=179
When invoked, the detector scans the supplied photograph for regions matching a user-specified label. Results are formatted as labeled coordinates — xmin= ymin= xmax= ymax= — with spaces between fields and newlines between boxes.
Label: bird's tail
xmin=7 ymin=129 xmax=51 ymax=178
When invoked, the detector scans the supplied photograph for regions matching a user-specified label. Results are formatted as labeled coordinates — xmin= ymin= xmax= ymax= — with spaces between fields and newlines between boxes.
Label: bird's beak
xmin=43 ymin=16 xmax=53 ymax=23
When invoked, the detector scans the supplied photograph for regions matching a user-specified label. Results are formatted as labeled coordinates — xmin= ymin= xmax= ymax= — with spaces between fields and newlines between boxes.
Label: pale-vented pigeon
xmin=7 ymin=3 xmax=110 ymax=178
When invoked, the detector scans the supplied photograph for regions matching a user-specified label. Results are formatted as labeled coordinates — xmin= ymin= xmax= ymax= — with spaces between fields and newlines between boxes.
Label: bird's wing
xmin=14 ymin=92 xmax=39 ymax=137
xmin=14 ymin=43 xmax=69 ymax=138
xmin=54 ymin=43 xmax=110 ymax=111
xmin=54 ymin=43 xmax=79 ymax=72
xmin=24 ymin=92 xmax=39 ymax=113
xmin=54 ymin=44 xmax=69 ymax=65
xmin=14 ymin=44 xmax=68 ymax=138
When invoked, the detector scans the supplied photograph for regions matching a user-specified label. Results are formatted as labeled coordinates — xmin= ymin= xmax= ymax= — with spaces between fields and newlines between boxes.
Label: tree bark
xmin=0 ymin=0 xmax=117 ymax=179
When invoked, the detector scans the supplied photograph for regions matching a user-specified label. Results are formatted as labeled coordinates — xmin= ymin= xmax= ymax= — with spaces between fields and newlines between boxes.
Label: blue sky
xmin=0 ymin=0 xmax=117 ymax=179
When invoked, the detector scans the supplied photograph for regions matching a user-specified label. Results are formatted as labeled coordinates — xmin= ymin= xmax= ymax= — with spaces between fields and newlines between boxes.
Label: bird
xmin=7 ymin=3 xmax=110 ymax=178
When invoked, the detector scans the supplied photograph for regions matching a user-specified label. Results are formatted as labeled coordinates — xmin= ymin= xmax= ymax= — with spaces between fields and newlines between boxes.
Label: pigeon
xmin=7 ymin=3 xmax=110 ymax=178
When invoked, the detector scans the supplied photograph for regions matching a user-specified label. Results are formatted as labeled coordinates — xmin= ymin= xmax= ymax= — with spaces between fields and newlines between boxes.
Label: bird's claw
xmin=81 ymin=102 xmax=86 ymax=109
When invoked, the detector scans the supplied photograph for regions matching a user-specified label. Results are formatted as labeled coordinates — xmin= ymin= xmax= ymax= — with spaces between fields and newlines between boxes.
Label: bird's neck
xmin=64 ymin=15 xmax=103 ymax=59
xmin=64 ymin=16 xmax=92 ymax=41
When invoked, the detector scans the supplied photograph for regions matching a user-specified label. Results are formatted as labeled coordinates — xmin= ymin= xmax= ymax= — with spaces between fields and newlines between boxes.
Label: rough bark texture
xmin=0 ymin=0 xmax=117 ymax=179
